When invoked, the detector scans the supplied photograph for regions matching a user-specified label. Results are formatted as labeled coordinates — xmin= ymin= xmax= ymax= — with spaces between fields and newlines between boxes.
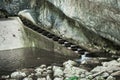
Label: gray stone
xmin=80 ymin=74 xmax=86 ymax=78
xmin=53 ymin=66 xmax=63 ymax=77
xmin=40 ymin=65 xmax=47 ymax=69
xmin=35 ymin=68 xmax=43 ymax=73
xmin=111 ymin=71 xmax=120 ymax=77
xmin=47 ymin=66 xmax=52 ymax=70
xmin=102 ymin=60 xmax=120 ymax=67
xmin=102 ymin=72 xmax=109 ymax=78
xmin=91 ymin=66 xmax=120 ymax=73
xmin=37 ymin=78 xmax=46 ymax=80
xmin=35 ymin=72 xmax=42 ymax=78
xmin=23 ymin=77 xmax=33 ymax=80
xmin=46 ymin=75 xmax=52 ymax=80
xmin=11 ymin=71 xmax=26 ymax=79
xmin=64 ymin=66 xmax=87 ymax=78
xmin=1 ymin=75 xmax=9 ymax=79
xmin=117 ymin=58 xmax=120 ymax=62
xmin=63 ymin=60 xmax=78 ymax=67
xmin=54 ymin=77 xmax=63 ymax=80
xmin=47 ymin=70 xmax=52 ymax=74
xmin=106 ymin=76 xmax=116 ymax=80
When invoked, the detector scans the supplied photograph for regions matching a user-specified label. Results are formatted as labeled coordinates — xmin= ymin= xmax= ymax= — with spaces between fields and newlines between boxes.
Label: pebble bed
xmin=1 ymin=57 xmax=120 ymax=80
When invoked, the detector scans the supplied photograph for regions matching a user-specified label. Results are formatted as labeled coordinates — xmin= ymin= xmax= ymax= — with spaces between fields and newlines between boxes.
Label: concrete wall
xmin=0 ymin=17 xmax=78 ymax=57
xmin=0 ymin=17 xmax=30 ymax=50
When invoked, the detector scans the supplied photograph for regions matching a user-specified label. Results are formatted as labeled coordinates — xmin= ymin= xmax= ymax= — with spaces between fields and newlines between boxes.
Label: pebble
xmin=46 ymin=75 xmax=52 ymax=80
xmin=54 ymin=77 xmax=64 ymax=80
xmin=40 ymin=65 xmax=46 ymax=68
xmin=37 ymin=78 xmax=46 ymax=80
xmin=11 ymin=71 xmax=26 ymax=79
xmin=4 ymin=59 xmax=120 ymax=80
xmin=23 ymin=77 xmax=33 ymax=80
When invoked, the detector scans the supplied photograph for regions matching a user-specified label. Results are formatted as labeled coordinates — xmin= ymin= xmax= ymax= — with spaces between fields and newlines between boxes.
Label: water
xmin=0 ymin=47 xmax=74 ymax=76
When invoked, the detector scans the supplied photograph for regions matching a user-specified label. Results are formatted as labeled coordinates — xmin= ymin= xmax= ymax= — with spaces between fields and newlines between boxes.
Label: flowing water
xmin=0 ymin=47 xmax=75 ymax=76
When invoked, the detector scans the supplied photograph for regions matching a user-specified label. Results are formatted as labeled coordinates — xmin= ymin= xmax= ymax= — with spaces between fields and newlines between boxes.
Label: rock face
xmin=1 ymin=0 xmax=120 ymax=53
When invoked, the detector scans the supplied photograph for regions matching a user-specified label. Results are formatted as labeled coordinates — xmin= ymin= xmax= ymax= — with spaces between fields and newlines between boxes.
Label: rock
xmin=101 ymin=72 xmax=109 ymax=78
xmin=102 ymin=60 xmax=120 ymax=67
xmin=1 ymin=75 xmax=9 ymax=79
xmin=11 ymin=71 xmax=26 ymax=79
xmin=53 ymin=66 xmax=63 ymax=77
xmin=94 ymin=76 xmax=105 ymax=80
xmin=46 ymin=75 xmax=52 ymax=80
xmin=42 ymin=71 xmax=48 ymax=77
xmin=64 ymin=66 xmax=87 ymax=78
xmin=23 ymin=77 xmax=33 ymax=80
xmin=35 ymin=68 xmax=43 ymax=73
xmin=111 ymin=71 xmax=120 ymax=77
xmin=54 ymin=77 xmax=64 ymax=80
xmin=35 ymin=72 xmax=42 ymax=78
xmin=47 ymin=66 xmax=52 ymax=70
xmin=91 ymin=66 xmax=120 ymax=73
xmin=37 ymin=78 xmax=46 ymax=80
xmin=117 ymin=58 xmax=120 ymax=62
xmin=80 ymin=57 xmax=100 ymax=65
xmin=47 ymin=70 xmax=52 ymax=74
xmin=28 ymin=73 xmax=35 ymax=78
xmin=21 ymin=68 xmax=35 ymax=76
xmin=63 ymin=60 xmax=78 ymax=67
xmin=40 ymin=65 xmax=47 ymax=69
xmin=91 ymin=66 xmax=106 ymax=73
xmin=42 ymin=68 xmax=47 ymax=72
xmin=106 ymin=76 xmax=116 ymax=80
xmin=80 ymin=74 xmax=86 ymax=78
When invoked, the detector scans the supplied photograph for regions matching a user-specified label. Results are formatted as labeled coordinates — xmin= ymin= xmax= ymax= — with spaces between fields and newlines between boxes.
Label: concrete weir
xmin=0 ymin=17 xmax=79 ymax=57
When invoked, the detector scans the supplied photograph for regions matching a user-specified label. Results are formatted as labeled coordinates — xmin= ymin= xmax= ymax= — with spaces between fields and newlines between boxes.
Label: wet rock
xmin=47 ymin=70 xmax=52 ymax=74
xmin=117 ymin=58 xmax=120 ymax=62
xmin=64 ymin=66 xmax=87 ymax=78
xmin=63 ymin=60 xmax=78 ymax=67
xmin=53 ymin=66 xmax=63 ymax=77
xmin=101 ymin=72 xmax=109 ymax=78
xmin=46 ymin=75 xmax=52 ymax=80
xmin=35 ymin=68 xmax=43 ymax=73
xmin=1 ymin=75 xmax=9 ymax=79
xmin=91 ymin=66 xmax=120 ymax=74
xmin=80 ymin=57 xmax=100 ymax=65
xmin=37 ymin=78 xmax=46 ymax=80
xmin=91 ymin=66 xmax=106 ymax=73
xmin=54 ymin=77 xmax=64 ymax=80
xmin=23 ymin=77 xmax=33 ymax=80
xmin=47 ymin=66 xmax=52 ymax=70
xmin=80 ymin=74 xmax=86 ymax=78
xmin=21 ymin=68 xmax=35 ymax=76
xmin=102 ymin=60 xmax=120 ymax=67
xmin=94 ymin=76 xmax=105 ymax=80
xmin=42 ymin=71 xmax=48 ymax=77
xmin=35 ymin=72 xmax=42 ymax=78
xmin=11 ymin=71 xmax=26 ymax=79
xmin=111 ymin=71 xmax=120 ymax=77
xmin=106 ymin=76 xmax=116 ymax=80
xmin=40 ymin=65 xmax=47 ymax=69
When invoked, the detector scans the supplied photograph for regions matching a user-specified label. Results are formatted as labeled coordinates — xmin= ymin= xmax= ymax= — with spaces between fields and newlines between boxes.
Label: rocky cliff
xmin=1 ymin=0 xmax=120 ymax=54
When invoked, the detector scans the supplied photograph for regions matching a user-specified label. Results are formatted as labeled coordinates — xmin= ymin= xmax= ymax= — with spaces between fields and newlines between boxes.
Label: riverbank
xmin=1 ymin=57 xmax=120 ymax=80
